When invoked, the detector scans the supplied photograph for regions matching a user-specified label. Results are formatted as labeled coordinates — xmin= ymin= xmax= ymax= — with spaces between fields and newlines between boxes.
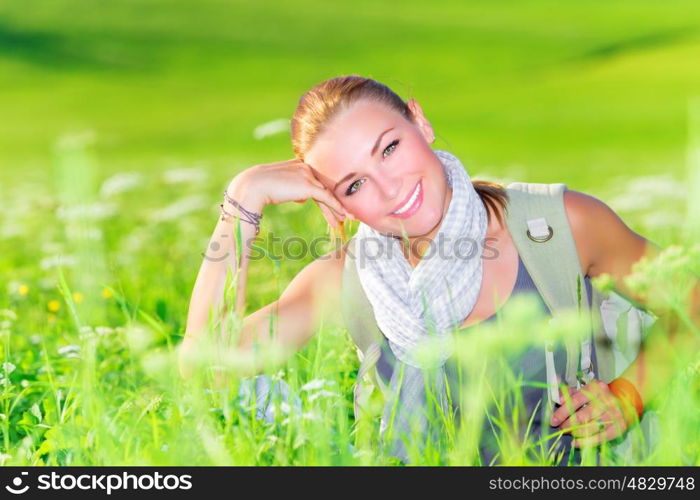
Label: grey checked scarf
xmin=353 ymin=149 xmax=488 ymax=462
xmin=354 ymin=149 xmax=488 ymax=369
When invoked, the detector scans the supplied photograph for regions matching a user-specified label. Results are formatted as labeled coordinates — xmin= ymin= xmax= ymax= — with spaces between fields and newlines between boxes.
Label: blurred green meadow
xmin=0 ymin=0 xmax=699 ymax=465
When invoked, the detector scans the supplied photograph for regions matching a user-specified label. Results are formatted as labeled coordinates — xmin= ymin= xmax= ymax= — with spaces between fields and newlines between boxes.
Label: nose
xmin=373 ymin=171 xmax=402 ymax=202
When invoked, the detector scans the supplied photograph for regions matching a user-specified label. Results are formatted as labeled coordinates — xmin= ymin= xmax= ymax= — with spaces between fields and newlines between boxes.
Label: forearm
xmin=180 ymin=178 xmax=264 ymax=378
xmin=619 ymin=282 xmax=700 ymax=409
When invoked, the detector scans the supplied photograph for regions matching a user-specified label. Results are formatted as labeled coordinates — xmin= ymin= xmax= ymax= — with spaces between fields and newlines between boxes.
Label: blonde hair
xmin=290 ymin=75 xmax=509 ymax=241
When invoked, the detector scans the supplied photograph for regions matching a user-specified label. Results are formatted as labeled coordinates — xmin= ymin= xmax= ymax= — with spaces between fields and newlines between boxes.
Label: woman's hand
xmin=232 ymin=159 xmax=347 ymax=228
xmin=550 ymin=379 xmax=636 ymax=448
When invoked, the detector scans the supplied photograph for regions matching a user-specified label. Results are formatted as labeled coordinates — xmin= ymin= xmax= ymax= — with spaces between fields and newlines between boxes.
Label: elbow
xmin=177 ymin=337 xmax=195 ymax=381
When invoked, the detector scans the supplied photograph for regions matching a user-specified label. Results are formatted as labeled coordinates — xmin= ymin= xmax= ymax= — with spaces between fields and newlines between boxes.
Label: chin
xmin=391 ymin=203 xmax=444 ymax=238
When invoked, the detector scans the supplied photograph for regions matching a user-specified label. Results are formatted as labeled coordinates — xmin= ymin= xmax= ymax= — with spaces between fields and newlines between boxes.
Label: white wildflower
xmin=30 ymin=403 xmax=42 ymax=422
xmin=56 ymin=202 xmax=117 ymax=221
xmin=38 ymin=278 xmax=55 ymax=290
xmin=606 ymin=174 xmax=686 ymax=213
xmin=5 ymin=282 xmax=22 ymax=295
xmin=95 ymin=326 xmax=114 ymax=336
xmin=253 ymin=118 xmax=289 ymax=140
xmin=162 ymin=167 xmax=208 ymax=185
xmin=308 ymin=390 xmax=339 ymax=402
xmin=2 ymin=362 xmax=15 ymax=374
xmin=100 ymin=172 xmax=144 ymax=198
xmin=41 ymin=241 xmax=64 ymax=255
xmin=0 ymin=221 xmax=24 ymax=239
xmin=301 ymin=411 xmax=321 ymax=421
xmin=79 ymin=326 xmax=94 ymax=335
xmin=58 ymin=345 xmax=80 ymax=356
xmin=56 ymin=130 xmax=96 ymax=150
xmin=639 ymin=211 xmax=682 ymax=229
xmin=40 ymin=254 xmax=77 ymax=270
xmin=65 ymin=225 xmax=103 ymax=241
xmin=150 ymin=195 xmax=207 ymax=222
xmin=0 ymin=310 xmax=17 ymax=321
xmin=301 ymin=378 xmax=334 ymax=391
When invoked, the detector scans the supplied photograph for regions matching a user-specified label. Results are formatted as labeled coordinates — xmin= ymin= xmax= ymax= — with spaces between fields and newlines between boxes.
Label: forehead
xmin=305 ymin=100 xmax=407 ymax=182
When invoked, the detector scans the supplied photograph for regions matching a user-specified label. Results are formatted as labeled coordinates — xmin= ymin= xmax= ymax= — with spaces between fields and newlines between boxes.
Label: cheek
xmin=345 ymin=191 xmax=385 ymax=222
xmin=348 ymin=201 xmax=378 ymax=221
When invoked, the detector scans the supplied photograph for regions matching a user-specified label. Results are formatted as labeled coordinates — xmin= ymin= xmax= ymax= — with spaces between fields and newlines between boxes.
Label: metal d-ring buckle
xmin=526 ymin=225 xmax=554 ymax=243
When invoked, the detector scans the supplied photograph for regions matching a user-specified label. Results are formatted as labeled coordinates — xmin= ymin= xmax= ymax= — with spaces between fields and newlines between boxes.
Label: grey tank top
xmin=374 ymin=253 xmax=599 ymax=466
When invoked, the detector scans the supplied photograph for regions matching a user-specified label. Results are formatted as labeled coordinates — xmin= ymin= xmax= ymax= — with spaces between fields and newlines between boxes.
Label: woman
xmin=180 ymin=75 xmax=699 ymax=465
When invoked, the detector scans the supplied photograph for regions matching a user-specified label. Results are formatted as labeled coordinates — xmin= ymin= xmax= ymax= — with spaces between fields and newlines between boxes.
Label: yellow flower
xmin=101 ymin=288 xmax=113 ymax=299
xmin=18 ymin=284 xmax=29 ymax=296
xmin=47 ymin=300 xmax=61 ymax=312
xmin=72 ymin=292 xmax=84 ymax=303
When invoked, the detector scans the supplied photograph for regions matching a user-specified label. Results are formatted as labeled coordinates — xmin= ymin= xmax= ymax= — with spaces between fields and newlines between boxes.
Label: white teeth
xmin=392 ymin=182 xmax=421 ymax=215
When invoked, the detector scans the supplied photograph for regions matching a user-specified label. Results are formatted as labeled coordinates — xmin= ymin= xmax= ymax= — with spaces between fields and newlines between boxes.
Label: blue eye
xmin=345 ymin=139 xmax=400 ymax=196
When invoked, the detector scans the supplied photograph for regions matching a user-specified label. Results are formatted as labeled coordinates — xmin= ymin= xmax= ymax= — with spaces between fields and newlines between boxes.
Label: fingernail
xmin=551 ymin=416 xmax=559 ymax=426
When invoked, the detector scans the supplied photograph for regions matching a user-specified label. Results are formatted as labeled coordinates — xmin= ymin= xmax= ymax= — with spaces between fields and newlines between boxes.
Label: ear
xmin=407 ymin=98 xmax=435 ymax=144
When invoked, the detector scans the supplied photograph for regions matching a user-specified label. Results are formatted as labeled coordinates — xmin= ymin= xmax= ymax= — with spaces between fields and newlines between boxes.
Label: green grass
xmin=0 ymin=0 xmax=699 ymax=465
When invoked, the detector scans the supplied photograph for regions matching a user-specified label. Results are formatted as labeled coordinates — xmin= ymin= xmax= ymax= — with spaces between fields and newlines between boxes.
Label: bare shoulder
xmin=562 ymin=188 xmax=652 ymax=281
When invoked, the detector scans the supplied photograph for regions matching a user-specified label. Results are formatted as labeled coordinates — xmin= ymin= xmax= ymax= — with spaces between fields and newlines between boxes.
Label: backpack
xmin=341 ymin=181 xmax=659 ymax=463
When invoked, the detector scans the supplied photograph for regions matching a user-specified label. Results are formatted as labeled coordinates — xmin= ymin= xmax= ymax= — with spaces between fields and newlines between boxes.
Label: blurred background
xmin=2 ymin=0 xmax=699 ymax=305
xmin=0 ymin=0 xmax=698 ymax=465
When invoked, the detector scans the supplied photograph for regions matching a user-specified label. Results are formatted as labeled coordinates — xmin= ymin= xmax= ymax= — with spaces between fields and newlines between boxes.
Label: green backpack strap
xmin=341 ymin=236 xmax=388 ymax=417
xmin=504 ymin=182 xmax=594 ymax=399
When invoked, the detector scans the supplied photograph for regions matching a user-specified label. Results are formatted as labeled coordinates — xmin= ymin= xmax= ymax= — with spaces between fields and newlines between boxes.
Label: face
xmin=304 ymin=98 xmax=451 ymax=240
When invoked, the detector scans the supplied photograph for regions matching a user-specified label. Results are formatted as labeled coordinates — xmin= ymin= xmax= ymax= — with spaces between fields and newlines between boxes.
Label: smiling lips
xmin=390 ymin=180 xmax=423 ymax=218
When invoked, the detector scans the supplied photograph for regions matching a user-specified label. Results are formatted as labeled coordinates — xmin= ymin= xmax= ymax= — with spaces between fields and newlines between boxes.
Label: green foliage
xmin=0 ymin=0 xmax=698 ymax=466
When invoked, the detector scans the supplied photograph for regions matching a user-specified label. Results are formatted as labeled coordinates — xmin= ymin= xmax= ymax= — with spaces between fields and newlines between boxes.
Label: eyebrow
xmin=333 ymin=127 xmax=395 ymax=191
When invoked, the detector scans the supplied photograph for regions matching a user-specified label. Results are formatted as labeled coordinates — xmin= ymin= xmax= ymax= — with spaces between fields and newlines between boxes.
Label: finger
xmin=559 ymin=395 xmax=612 ymax=431
xmin=572 ymin=408 xmax=629 ymax=442
xmin=552 ymin=379 xmax=610 ymax=426
xmin=572 ymin=420 xmax=622 ymax=448
xmin=311 ymin=185 xmax=346 ymax=218
xmin=551 ymin=389 xmax=591 ymax=426
xmin=317 ymin=201 xmax=342 ymax=228
xmin=570 ymin=414 xmax=614 ymax=439
xmin=559 ymin=404 xmax=594 ymax=431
